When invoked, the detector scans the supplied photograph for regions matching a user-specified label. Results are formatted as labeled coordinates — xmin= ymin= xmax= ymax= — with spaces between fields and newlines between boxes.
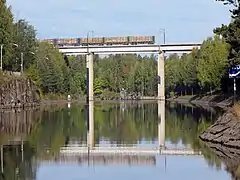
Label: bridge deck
xmin=59 ymin=147 xmax=202 ymax=156
xmin=59 ymin=43 xmax=201 ymax=55
xmin=41 ymin=155 xmax=156 ymax=165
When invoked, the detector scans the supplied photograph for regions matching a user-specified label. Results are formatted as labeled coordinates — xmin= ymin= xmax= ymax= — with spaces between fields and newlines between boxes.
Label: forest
xmin=0 ymin=0 xmax=239 ymax=100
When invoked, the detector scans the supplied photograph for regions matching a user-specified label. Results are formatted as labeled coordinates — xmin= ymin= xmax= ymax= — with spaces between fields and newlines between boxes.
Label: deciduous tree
xmin=12 ymin=19 xmax=37 ymax=71
xmin=197 ymin=36 xmax=229 ymax=91
xmin=0 ymin=0 xmax=14 ymax=70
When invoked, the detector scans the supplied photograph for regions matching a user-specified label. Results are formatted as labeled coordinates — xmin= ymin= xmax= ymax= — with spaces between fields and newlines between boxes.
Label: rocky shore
xmin=199 ymin=104 xmax=240 ymax=179
xmin=0 ymin=76 xmax=40 ymax=109
xmin=204 ymin=141 xmax=240 ymax=179
xmin=167 ymin=94 xmax=233 ymax=108
xmin=199 ymin=104 xmax=240 ymax=148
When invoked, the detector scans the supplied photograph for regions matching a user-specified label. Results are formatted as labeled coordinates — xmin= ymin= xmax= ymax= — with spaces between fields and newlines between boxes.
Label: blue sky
xmin=7 ymin=0 xmax=231 ymax=44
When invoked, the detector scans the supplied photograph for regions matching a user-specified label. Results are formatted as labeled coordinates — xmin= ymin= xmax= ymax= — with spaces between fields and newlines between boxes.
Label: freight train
xmin=41 ymin=36 xmax=155 ymax=46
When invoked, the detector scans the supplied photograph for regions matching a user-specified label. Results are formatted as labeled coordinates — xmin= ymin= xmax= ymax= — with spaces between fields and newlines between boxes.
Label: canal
xmin=0 ymin=101 xmax=232 ymax=179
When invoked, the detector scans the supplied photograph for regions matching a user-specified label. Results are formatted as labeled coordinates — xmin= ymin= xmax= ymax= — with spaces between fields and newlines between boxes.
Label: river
xmin=0 ymin=101 xmax=233 ymax=179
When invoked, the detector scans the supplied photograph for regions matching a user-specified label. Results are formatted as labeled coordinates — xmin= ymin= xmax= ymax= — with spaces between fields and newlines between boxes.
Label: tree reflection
xmin=0 ymin=142 xmax=36 ymax=180
xmin=0 ymin=102 xmax=226 ymax=178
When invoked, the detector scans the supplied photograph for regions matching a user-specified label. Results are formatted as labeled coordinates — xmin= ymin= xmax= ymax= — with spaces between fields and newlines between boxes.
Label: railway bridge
xmin=58 ymin=43 xmax=201 ymax=101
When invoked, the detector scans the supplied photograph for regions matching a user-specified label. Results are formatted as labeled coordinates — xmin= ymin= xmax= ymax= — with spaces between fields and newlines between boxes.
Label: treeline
xmin=0 ymin=103 xmax=222 ymax=178
xmin=28 ymin=36 xmax=231 ymax=99
xmin=165 ymin=36 xmax=230 ymax=97
xmin=1 ymin=0 xmax=159 ymax=99
xmin=1 ymin=0 xmax=239 ymax=99
xmin=26 ymin=53 xmax=158 ymax=99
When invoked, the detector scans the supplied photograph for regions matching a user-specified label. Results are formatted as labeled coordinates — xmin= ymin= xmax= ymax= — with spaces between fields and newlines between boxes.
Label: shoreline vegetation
xmin=0 ymin=0 xmax=240 ymax=111
xmin=40 ymin=93 xmax=232 ymax=108
xmin=0 ymin=71 xmax=233 ymax=110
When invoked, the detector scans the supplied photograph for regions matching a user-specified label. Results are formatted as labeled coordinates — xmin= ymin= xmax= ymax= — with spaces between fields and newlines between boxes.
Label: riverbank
xmin=167 ymin=93 xmax=233 ymax=108
xmin=40 ymin=93 xmax=233 ymax=108
xmin=199 ymin=104 xmax=240 ymax=179
xmin=0 ymin=74 xmax=40 ymax=109
xmin=199 ymin=103 xmax=240 ymax=148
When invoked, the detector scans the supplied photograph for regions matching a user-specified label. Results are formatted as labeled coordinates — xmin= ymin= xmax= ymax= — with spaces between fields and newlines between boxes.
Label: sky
xmin=6 ymin=0 xmax=232 ymax=44
xmin=37 ymin=156 xmax=229 ymax=180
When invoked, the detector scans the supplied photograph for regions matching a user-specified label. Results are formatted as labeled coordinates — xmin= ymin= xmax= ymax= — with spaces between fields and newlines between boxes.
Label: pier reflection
xmin=86 ymin=100 xmax=166 ymax=149
xmin=0 ymin=101 xmax=225 ymax=179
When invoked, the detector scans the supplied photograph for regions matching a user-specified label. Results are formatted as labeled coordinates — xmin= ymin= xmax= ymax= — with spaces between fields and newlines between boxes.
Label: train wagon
xmin=104 ymin=36 xmax=129 ymax=45
xmin=41 ymin=39 xmax=56 ymax=45
xmin=81 ymin=37 xmax=104 ymax=45
xmin=41 ymin=35 xmax=155 ymax=47
xmin=129 ymin=36 xmax=155 ymax=44
xmin=55 ymin=38 xmax=80 ymax=46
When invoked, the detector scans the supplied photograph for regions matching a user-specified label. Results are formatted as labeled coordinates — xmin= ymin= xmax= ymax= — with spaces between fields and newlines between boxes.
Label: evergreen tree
xmin=214 ymin=0 xmax=240 ymax=65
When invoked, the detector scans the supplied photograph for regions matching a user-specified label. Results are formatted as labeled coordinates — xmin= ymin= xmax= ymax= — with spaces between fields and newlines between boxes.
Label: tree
xmin=0 ymin=0 xmax=14 ymax=70
xmin=214 ymin=0 xmax=240 ymax=65
xmin=69 ymin=55 xmax=86 ymax=96
xmin=165 ymin=54 xmax=181 ymax=93
xmin=35 ymin=42 xmax=65 ymax=93
xmin=197 ymin=36 xmax=229 ymax=92
xmin=216 ymin=0 xmax=239 ymax=8
xmin=12 ymin=19 xmax=37 ymax=71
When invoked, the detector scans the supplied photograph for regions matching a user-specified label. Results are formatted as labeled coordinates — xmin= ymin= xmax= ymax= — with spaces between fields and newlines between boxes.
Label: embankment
xmin=199 ymin=104 xmax=240 ymax=149
xmin=167 ymin=93 xmax=233 ymax=107
xmin=0 ymin=75 xmax=40 ymax=109
xmin=199 ymin=103 xmax=240 ymax=179
xmin=204 ymin=141 xmax=240 ymax=179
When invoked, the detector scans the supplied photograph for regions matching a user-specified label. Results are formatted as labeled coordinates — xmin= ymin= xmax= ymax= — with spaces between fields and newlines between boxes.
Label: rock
xmin=0 ymin=76 xmax=40 ymax=109
xmin=204 ymin=142 xmax=240 ymax=180
xmin=199 ymin=105 xmax=240 ymax=149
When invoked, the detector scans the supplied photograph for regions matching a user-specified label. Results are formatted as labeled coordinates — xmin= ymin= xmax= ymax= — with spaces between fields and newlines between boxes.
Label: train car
xmin=104 ymin=36 xmax=129 ymax=45
xmin=41 ymin=35 xmax=155 ymax=47
xmin=55 ymin=38 xmax=80 ymax=46
xmin=41 ymin=39 xmax=57 ymax=45
xmin=81 ymin=37 xmax=104 ymax=45
xmin=129 ymin=36 xmax=155 ymax=45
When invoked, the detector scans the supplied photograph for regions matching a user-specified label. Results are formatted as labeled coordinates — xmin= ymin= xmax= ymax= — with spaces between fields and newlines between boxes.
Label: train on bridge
xmin=41 ymin=36 xmax=155 ymax=46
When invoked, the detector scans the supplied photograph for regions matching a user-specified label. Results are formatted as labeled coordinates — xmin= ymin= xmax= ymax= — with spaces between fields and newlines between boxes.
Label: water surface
xmin=0 ymin=101 xmax=232 ymax=179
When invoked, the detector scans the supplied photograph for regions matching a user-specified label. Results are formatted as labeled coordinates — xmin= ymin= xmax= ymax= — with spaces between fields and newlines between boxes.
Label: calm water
xmin=0 ymin=101 xmax=234 ymax=180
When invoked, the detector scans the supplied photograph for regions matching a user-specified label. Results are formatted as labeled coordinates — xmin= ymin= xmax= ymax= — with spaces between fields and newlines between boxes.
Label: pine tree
xmin=214 ymin=0 xmax=240 ymax=65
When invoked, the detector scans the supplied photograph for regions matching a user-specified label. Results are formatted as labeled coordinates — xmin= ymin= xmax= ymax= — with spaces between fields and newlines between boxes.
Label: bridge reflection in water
xmin=62 ymin=101 xmax=202 ymax=156
xmin=44 ymin=154 xmax=157 ymax=166
xmin=0 ymin=101 xmax=203 ymax=174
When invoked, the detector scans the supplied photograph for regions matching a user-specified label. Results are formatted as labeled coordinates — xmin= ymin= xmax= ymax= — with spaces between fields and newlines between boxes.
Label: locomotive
xmin=41 ymin=35 xmax=155 ymax=46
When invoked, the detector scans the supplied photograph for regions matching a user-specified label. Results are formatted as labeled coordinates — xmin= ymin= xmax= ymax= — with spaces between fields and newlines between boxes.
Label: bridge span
xmin=59 ymin=43 xmax=201 ymax=55
xmin=58 ymin=42 xmax=201 ymax=101
xmin=59 ymin=146 xmax=202 ymax=156
xmin=42 ymin=154 xmax=156 ymax=166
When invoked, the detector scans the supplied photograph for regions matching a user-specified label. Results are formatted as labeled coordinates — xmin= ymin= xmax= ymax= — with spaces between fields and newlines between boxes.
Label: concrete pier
xmin=158 ymin=100 xmax=165 ymax=148
xmin=158 ymin=51 xmax=165 ymax=100
xmin=88 ymin=101 xmax=94 ymax=149
xmin=86 ymin=53 xmax=94 ymax=101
